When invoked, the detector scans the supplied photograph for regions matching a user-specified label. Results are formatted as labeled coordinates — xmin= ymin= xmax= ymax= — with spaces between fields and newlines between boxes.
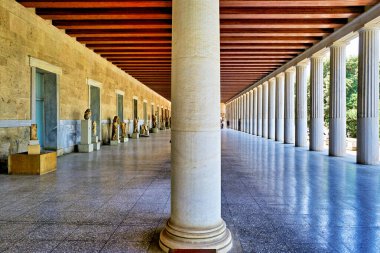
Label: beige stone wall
xmin=0 ymin=0 xmax=170 ymax=121
xmin=0 ymin=0 xmax=171 ymax=158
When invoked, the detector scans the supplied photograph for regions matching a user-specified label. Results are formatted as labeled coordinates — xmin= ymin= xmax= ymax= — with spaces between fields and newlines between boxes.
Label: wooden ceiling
xmin=17 ymin=0 xmax=378 ymax=102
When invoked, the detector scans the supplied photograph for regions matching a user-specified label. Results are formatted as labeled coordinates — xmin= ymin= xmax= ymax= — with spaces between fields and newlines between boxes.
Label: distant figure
xmin=111 ymin=116 xmax=119 ymax=141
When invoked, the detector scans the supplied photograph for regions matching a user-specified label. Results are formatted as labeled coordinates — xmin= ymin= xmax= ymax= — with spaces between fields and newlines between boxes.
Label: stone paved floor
xmin=0 ymin=130 xmax=379 ymax=252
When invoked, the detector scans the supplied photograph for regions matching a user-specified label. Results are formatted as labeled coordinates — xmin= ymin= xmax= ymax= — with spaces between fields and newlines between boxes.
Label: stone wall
xmin=0 ymin=0 xmax=171 ymax=161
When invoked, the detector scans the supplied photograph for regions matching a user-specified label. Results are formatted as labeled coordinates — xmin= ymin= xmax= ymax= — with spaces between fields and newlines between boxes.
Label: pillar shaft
xmin=160 ymin=1 xmax=232 ymax=251
xmin=257 ymin=86 xmax=263 ymax=136
xmin=253 ymin=88 xmax=258 ymax=135
xmin=310 ymin=56 xmax=325 ymax=151
xmin=284 ymin=68 xmax=295 ymax=144
xmin=249 ymin=91 xmax=253 ymax=134
xmin=329 ymin=43 xmax=346 ymax=156
xmin=268 ymin=78 xmax=276 ymax=140
xmin=295 ymin=62 xmax=308 ymax=147
xmin=242 ymin=95 xmax=246 ymax=132
xmin=262 ymin=82 xmax=269 ymax=138
xmin=357 ymin=27 xmax=379 ymax=165
xmin=275 ymin=73 xmax=285 ymax=142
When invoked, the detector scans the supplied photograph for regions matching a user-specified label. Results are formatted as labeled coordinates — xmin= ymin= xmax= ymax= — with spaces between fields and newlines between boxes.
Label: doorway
xmin=90 ymin=85 xmax=101 ymax=138
xmin=35 ymin=69 xmax=58 ymax=150
xmin=117 ymin=94 xmax=124 ymax=122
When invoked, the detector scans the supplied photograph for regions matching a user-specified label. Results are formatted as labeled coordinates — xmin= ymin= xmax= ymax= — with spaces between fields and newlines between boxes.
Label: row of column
xmin=227 ymin=26 xmax=379 ymax=165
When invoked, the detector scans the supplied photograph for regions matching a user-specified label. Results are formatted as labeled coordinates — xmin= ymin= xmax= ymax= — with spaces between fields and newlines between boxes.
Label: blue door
xmin=35 ymin=72 xmax=44 ymax=148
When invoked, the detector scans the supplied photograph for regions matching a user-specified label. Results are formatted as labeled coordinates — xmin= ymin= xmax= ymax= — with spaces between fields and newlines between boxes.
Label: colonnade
xmin=226 ymin=25 xmax=379 ymax=165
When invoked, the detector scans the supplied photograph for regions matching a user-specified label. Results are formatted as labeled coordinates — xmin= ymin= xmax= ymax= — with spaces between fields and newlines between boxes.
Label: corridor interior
xmin=0 ymin=130 xmax=379 ymax=253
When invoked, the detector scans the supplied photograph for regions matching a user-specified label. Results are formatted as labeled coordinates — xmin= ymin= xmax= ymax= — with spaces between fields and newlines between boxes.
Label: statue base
xmin=151 ymin=128 xmax=158 ymax=133
xmin=28 ymin=144 xmax=41 ymax=155
xmin=140 ymin=134 xmax=150 ymax=138
xmin=120 ymin=137 xmax=129 ymax=143
xmin=131 ymin=133 xmax=140 ymax=139
xmin=78 ymin=143 xmax=94 ymax=153
xmin=93 ymin=142 xmax=101 ymax=151
xmin=110 ymin=140 xmax=120 ymax=146
xmin=160 ymin=127 xmax=166 ymax=131
xmin=92 ymin=136 xmax=98 ymax=143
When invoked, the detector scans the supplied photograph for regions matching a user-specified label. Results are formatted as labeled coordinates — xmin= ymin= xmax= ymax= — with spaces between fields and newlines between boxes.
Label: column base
xmin=159 ymin=219 xmax=232 ymax=253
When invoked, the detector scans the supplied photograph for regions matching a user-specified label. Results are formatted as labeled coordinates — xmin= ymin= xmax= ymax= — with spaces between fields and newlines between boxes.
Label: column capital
xmin=262 ymin=81 xmax=269 ymax=86
xmin=276 ymin=72 xmax=285 ymax=79
xmin=296 ymin=59 xmax=309 ymax=67
xmin=332 ymin=32 xmax=356 ymax=47
xmin=312 ymin=48 xmax=329 ymax=59
xmin=285 ymin=66 xmax=296 ymax=73
xmin=269 ymin=77 xmax=276 ymax=84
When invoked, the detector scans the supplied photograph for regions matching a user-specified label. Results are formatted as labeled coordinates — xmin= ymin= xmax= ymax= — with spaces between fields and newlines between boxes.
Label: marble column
xmin=159 ymin=1 xmax=232 ymax=251
xmin=295 ymin=61 xmax=308 ymax=147
xmin=262 ymin=81 xmax=269 ymax=138
xmin=242 ymin=94 xmax=247 ymax=132
xmin=310 ymin=54 xmax=325 ymax=151
xmin=357 ymin=26 xmax=379 ymax=165
xmin=257 ymin=85 xmax=263 ymax=136
xmin=268 ymin=78 xmax=276 ymax=140
xmin=234 ymin=100 xmax=237 ymax=130
xmin=253 ymin=88 xmax=258 ymax=135
xmin=284 ymin=67 xmax=296 ymax=144
xmin=249 ymin=91 xmax=253 ymax=134
xmin=275 ymin=73 xmax=285 ymax=142
xmin=245 ymin=93 xmax=248 ymax=132
xmin=239 ymin=97 xmax=242 ymax=131
xmin=329 ymin=42 xmax=346 ymax=157
xmin=242 ymin=95 xmax=245 ymax=132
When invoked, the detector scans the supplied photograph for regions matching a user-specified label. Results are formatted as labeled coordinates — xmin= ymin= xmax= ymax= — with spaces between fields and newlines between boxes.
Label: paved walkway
xmin=0 ymin=130 xmax=379 ymax=252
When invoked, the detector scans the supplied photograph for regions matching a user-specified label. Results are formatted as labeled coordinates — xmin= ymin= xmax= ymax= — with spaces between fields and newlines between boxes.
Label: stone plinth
xmin=131 ymin=133 xmax=139 ymax=139
xmin=8 ymin=151 xmax=57 ymax=175
xmin=79 ymin=120 xmax=93 ymax=153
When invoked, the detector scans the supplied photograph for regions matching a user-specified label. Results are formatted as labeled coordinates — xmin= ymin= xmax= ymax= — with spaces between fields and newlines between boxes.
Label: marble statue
xmin=121 ymin=122 xmax=127 ymax=138
xmin=84 ymin=109 xmax=91 ymax=120
xmin=133 ymin=118 xmax=139 ymax=133
xmin=30 ymin=124 xmax=38 ymax=140
xmin=111 ymin=116 xmax=119 ymax=141
xmin=92 ymin=120 xmax=97 ymax=137
xmin=152 ymin=115 xmax=157 ymax=128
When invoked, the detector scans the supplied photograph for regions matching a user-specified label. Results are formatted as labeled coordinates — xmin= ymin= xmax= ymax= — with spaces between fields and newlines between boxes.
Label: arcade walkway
xmin=0 ymin=130 xmax=379 ymax=252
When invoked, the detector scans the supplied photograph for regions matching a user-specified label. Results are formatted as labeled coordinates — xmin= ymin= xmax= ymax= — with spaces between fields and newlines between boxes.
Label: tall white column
xmin=275 ymin=73 xmax=285 ymax=142
xmin=253 ymin=88 xmax=258 ymax=135
xmin=242 ymin=96 xmax=245 ymax=132
xmin=239 ymin=97 xmax=242 ymax=131
xmin=160 ymin=1 xmax=232 ymax=251
xmin=234 ymin=100 xmax=237 ymax=130
xmin=232 ymin=101 xmax=235 ymax=129
xmin=295 ymin=61 xmax=308 ymax=147
xmin=357 ymin=26 xmax=379 ymax=165
xmin=257 ymin=85 xmax=263 ymax=136
xmin=268 ymin=78 xmax=276 ymax=140
xmin=245 ymin=93 xmax=248 ymax=132
xmin=329 ymin=42 xmax=346 ymax=157
xmin=310 ymin=54 xmax=325 ymax=151
xmin=284 ymin=67 xmax=295 ymax=144
xmin=262 ymin=81 xmax=269 ymax=138
xmin=249 ymin=91 xmax=253 ymax=134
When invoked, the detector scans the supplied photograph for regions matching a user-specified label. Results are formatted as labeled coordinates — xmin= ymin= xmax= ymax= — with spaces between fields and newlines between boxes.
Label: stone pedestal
xmin=152 ymin=128 xmax=159 ymax=133
xmin=79 ymin=120 xmax=93 ymax=153
xmin=91 ymin=136 xmax=100 ymax=150
xmin=131 ymin=133 xmax=139 ymax=139
xmin=120 ymin=137 xmax=128 ymax=143
xmin=8 ymin=151 xmax=57 ymax=175
xmin=28 ymin=140 xmax=40 ymax=155
xmin=110 ymin=140 xmax=120 ymax=145
xmin=159 ymin=1 xmax=232 ymax=252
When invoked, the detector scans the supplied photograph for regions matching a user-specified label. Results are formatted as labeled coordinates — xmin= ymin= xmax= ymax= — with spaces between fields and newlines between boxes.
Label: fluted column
xmin=160 ymin=1 xmax=232 ymax=251
xmin=310 ymin=54 xmax=325 ymax=151
xmin=253 ymin=88 xmax=258 ymax=135
xmin=268 ymin=78 xmax=276 ymax=140
xmin=284 ymin=67 xmax=295 ymax=144
xmin=239 ymin=97 xmax=243 ymax=131
xmin=257 ymin=85 xmax=263 ymax=136
xmin=329 ymin=42 xmax=346 ymax=156
xmin=248 ymin=90 xmax=253 ymax=134
xmin=295 ymin=61 xmax=308 ymax=147
xmin=262 ymin=81 xmax=269 ymax=138
xmin=242 ymin=94 xmax=247 ymax=132
xmin=275 ymin=73 xmax=285 ymax=142
xmin=357 ymin=26 xmax=379 ymax=165
xmin=245 ymin=93 xmax=249 ymax=132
